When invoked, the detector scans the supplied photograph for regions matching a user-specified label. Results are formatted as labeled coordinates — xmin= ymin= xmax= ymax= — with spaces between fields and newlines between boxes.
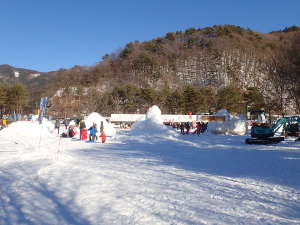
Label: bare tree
xmin=268 ymin=34 xmax=300 ymax=114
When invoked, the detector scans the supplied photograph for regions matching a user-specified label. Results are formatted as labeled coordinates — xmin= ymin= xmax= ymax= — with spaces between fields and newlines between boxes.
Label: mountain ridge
xmin=1 ymin=25 xmax=299 ymax=115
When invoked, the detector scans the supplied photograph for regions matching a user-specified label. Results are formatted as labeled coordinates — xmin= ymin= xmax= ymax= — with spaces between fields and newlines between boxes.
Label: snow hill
xmin=0 ymin=112 xmax=300 ymax=224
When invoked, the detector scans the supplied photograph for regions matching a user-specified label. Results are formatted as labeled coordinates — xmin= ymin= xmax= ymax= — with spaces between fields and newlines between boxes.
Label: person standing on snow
xmin=201 ymin=122 xmax=208 ymax=133
xmin=55 ymin=119 xmax=60 ymax=134
xmin=88 ymin=123 xmax=98 ymax=142
xmin=194 ymin=122 xmax=202 ymax=135
xmin=100 ymin=130 xmax=106 ymax=143
xmin=180 ymin=123 xmax=185 ymax=134
xmin=2 ymin=115 xmax=7 ymax=128
xmin=79 ymin=120 xmax=86 ymax=140
xmin=185 ymin=122 xmax=191 ymax=135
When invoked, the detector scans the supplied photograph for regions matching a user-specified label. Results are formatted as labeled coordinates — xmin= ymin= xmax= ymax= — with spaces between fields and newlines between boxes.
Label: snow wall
xmin=208 ymin=109 xmax=247 ymax=135
xmin=131 ymin=105 xmax=177 ymax=137
xmin=85 ymin=112 xmax=116 ymax=136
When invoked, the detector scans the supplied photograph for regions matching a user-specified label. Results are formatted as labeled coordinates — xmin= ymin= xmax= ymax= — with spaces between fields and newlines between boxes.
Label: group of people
xmin=86 ymin=121 xmax=106 ymax=143
xmin=179 ymin=122 xmax=208 ymax=135
xmin=55 ymin=119 xmax=106 ymax=143
xmin=119 ymin=122 xmax=132 ymax=129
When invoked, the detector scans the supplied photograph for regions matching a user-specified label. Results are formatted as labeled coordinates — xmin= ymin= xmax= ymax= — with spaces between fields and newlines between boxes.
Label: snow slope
xmin=0 ymin=121 xmax=300 ymax=225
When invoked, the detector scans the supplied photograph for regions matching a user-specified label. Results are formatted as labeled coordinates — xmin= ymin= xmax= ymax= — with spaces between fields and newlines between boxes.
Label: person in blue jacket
xmin=88 ymin=123 xmax=98 ymax=142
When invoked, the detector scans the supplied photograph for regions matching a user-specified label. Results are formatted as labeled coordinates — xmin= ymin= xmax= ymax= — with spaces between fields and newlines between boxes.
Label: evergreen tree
xmin=157 ymin=85 xmax=172 ymax=113
xmin=198 ymin=87 xmax=217 ymax=113
xmin=243 ymin=87 xmax=265 ymax=112
xmin=183 ymin=85 xmax=201 ymax=114
xmin=165 ymin=90 xmax=184 ymax=114
xmin=216 ymin=86 xmax=244 ymax=114
xmin=141 ymin=88 xmax=157 ymax=106
xmin=111 ymin=85 xmax=141 ymax=113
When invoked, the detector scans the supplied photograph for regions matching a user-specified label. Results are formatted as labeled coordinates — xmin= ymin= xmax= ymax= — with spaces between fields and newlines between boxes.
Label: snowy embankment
xmin=0 ymin=111 xmax=300 ymax=225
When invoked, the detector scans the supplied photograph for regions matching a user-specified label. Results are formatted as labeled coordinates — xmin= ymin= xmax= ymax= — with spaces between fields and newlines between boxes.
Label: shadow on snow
xmin=76 ymin=133 xmax=300 ymax=189
xmin=0 ymin=163 xmax=92 ymax=225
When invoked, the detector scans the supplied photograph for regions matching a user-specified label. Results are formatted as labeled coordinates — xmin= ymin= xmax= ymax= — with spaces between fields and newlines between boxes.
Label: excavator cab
xmin=285 ymin=116 xmax=300 ymax=137
xmin=246 ymin=111 xmax=284 ymax=144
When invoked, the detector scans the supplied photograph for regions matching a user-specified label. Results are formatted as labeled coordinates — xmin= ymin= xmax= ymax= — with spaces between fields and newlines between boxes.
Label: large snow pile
xmin=0 ymin=120 xmax=55 ymax=142
xmin=209 ymin=109 xmax=247 ymax=135
xmin=131 ymin=105 xmax=177 ymax=137
xmin=85 ymin=112 xmax=116 ymax=136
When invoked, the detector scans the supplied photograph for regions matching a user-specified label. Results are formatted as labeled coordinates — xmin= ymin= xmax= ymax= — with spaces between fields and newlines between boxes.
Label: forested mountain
xmin=1 ymin=25 xmax=300 ymax=117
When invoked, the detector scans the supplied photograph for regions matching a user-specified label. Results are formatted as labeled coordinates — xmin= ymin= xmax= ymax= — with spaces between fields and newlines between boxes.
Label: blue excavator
xmin=245 ymin=111 xmax=300 ymax=144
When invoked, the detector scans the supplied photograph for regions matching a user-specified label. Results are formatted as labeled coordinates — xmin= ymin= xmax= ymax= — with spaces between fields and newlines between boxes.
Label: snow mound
xmin=145 ymin=105 xmax=164 ymax=124
xmin=131 ymin=105 xmax=177 ymax=137
xmin=27 ymin=115 xmax=55 ymax=133
xmin=208 ymin=109 xmax=247 ymax=135
xmin=0 ymin=120 xmax=55 ymax=140
xmin=85 ymin=112 xmax=116 ymax=136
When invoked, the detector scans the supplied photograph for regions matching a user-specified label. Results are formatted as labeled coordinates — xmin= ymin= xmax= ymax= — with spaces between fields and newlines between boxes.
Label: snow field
xmin=0 ymin=108 xmax=299 ymax=224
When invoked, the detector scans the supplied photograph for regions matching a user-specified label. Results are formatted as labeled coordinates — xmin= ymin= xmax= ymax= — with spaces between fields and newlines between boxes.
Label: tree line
xmin=49 ymin=84 xmax=266 ymax=118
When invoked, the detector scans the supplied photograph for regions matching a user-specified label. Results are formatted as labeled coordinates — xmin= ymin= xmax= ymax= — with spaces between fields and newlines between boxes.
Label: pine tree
xmin=166 ymin=90 xmax=184 ymax=114
xmin=216 ymin=86 xmax=244 ymax=114
xmin=183 ymin=85 xmax=201 ymax=114
xmin=243 ymin=87 xmax=265 ymax=112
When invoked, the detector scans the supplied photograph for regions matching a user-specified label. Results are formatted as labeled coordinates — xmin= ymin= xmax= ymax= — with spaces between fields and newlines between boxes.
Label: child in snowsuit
xmin=88 ymin=124 xmax=98 ymax=142
xmin=100 ymin=131 xmax=106 ymax=143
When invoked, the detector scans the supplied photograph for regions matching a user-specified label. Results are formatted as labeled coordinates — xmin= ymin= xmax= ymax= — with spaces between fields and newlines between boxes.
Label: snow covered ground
xmin=0 ymin=121 xmax=300 ymax=225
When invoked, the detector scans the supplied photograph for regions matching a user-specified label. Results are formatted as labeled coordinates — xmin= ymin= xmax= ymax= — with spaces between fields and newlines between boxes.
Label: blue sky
xmin=0 ymin=0 xmax=299 ymax=72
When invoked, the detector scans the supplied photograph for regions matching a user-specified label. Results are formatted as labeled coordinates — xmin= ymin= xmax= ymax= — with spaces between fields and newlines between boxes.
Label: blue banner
xmin=38 ymin=97 xmax=48 ymax=124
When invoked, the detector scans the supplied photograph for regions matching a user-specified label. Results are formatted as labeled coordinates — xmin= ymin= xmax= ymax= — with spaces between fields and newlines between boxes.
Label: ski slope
xmin=0 ymin=121 xmax=299 ymax=225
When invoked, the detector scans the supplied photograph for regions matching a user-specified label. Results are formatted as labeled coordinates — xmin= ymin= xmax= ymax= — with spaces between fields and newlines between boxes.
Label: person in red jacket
xmin=79 ymin=120 xmax=86 ymax=140
xmin=100 ymin=131 xmax=106 ymax=143
xmin=81 ymin=128 xmax=87 ymax=140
